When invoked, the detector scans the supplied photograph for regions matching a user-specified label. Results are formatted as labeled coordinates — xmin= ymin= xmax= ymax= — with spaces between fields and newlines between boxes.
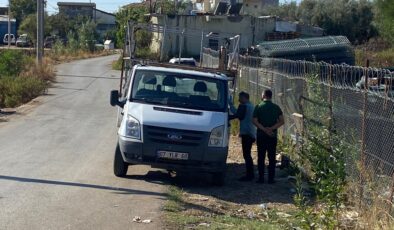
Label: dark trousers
xmin=241 ymin=135 xmax=255 ymax=177
xmin=256 ymin=132 xmax=278 ymax=182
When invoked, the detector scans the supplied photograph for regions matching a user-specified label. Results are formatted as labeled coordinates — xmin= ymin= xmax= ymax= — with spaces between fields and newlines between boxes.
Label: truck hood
xmin=127 ymin=103 xmax=226 ymax=132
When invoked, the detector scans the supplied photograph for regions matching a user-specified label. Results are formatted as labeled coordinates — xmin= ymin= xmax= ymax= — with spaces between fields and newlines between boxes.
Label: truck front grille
xmin=144 ymin=125 xmax=205 ymax=147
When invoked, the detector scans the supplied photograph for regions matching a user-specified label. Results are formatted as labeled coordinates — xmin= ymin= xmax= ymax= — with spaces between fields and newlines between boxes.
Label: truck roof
xmin=135 ymin=65 xmax=230 ymax=81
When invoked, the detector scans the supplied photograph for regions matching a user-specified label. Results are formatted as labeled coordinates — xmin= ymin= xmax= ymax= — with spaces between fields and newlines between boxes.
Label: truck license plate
xmin=157 ymin=151 xmax=188 ymax=160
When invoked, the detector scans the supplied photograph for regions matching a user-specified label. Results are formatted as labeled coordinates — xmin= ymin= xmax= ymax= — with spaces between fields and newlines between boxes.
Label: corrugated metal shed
xmin=257 ymin=36 xmax=354 ymax=65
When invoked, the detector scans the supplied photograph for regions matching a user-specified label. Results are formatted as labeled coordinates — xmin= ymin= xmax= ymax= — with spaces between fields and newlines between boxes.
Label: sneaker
xmin=256 ymin=178 xmax=264 ymax=184
xmin=238 ymin=176 xmax=254 ymax=182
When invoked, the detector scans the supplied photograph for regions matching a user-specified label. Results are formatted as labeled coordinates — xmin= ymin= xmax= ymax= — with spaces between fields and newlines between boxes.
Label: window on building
xmin=254 ymin=5 xmax=258 ymax=8
xmin=208 ymin=33 xmax=219 ymax=51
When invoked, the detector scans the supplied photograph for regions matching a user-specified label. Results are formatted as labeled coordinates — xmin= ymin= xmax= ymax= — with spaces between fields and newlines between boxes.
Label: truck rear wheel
xmin=114 ymin=144 xmax=128 ymax=177
xmin=211 ymin=172 xmax=225 ymax=186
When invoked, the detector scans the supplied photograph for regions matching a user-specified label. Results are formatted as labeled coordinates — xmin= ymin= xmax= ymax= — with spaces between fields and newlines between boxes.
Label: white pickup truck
xmin=110 ymin=64 xmax=231 ymax=185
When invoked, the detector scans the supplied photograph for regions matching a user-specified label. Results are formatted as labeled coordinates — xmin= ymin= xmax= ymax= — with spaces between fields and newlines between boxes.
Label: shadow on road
xmin=49 ymin=86 xmax=86 ymax=91
xmin=0 ymin=175 xmax=166 ymax=197
xmin=0 ymin=110 xmax=16 ymax=115
xmin=57 ymin=74 xmax=119 ymax=80
xmin=125 ymin=170 xmax=171 ymax=185
xmin=174 ymin=163 xmax=293 ymax=206
xmin=127 ymin=163 xmax=294 ymax=206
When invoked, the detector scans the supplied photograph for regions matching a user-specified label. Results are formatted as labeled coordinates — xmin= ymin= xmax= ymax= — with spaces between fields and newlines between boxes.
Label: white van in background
xmin=3 ymin=34 xmax=16 ymax=45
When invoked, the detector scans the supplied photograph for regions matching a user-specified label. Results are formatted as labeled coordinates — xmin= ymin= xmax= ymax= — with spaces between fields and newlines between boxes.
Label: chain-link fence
xmin=202 ymin=49 xmax=394 ymax=215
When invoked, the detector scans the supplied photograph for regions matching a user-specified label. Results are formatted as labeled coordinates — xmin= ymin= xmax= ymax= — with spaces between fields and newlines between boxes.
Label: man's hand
xmin=262 ymin=127 xmax=274 ymax=136
xmin=253 ymin=118 xmax=274 ymax=136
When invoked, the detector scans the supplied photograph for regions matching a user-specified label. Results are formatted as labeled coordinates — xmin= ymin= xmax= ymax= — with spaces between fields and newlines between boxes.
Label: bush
xmin=0 ymin=50 xmax=28 ymax=77
xmin=112 ymin=56 xmax=123 ymax=70
xmin=356 ymin=48 xmax=394 ymax=67
xmin=0 ymin=76 xmax=47 ymax=108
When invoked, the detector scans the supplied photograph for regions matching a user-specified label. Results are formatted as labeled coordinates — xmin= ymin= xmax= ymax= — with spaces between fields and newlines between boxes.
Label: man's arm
xmin=229 ymin=104 xmax=247 ymax=120
xmin=270 ymin=115 xmax=285 ymax=130
xmin=253 ymin=117 xmax=273 ymax=136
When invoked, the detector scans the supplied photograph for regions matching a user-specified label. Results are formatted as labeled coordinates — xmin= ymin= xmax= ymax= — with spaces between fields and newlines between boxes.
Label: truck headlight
xmin=125 ymin=115 xmax=141 ymax=139
xmin=209 ymin=125 xmax=224 ymax=147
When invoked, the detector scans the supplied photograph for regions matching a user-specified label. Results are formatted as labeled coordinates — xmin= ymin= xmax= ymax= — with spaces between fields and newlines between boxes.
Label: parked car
xmin=3 ymin=34 xmax=16 ymax=45
xmin=16 ymin=34 xmax=33 ymax=47
xmin=169 ymin=57 xmax=197 ymax=66
xmin=110 ymin=64 xmax=231 ymax=185
xmin=44 ymin=35 xmax=66 ymax=48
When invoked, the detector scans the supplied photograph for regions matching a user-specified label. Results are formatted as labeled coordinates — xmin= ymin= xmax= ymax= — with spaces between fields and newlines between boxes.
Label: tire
xmin=114 ymin=143 xmax=128 ymax=177
xmin=211 ymin=172 xmax=226 ymax=186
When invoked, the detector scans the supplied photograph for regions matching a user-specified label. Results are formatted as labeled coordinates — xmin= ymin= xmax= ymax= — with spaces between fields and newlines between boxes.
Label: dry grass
xmin=343 ymin=168 xmax=394 ymax=229
xmin=356 ymin=48 xmax=394 ymax=68
xmin=355 ymin=39 xmax=394 ymax=68
xmin=47 ymin=49 xmax=118 ymax=64
xmin=0 ymin=49 xmax=115 ymax=109
xmin=164 ymin=136 xmax=297 ymax=229
xmin=21 ymin=59 xmax=55 ymax=82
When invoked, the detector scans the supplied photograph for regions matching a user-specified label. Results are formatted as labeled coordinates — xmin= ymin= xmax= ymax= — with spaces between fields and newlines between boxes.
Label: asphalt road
xmin=0 ymin=55 xmax=165 ymax=230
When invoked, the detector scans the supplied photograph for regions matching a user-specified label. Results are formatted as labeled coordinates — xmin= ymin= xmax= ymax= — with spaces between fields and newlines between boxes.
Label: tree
xmin=78 ymin=19 xmax=98 ymax=51
xmin=375 ymin=0 xmax=394 ymax=46
xmin=18 ymin=13 xmax=51 ymax=43
xmin=10 ymin=0 xmax=36 ymax=23
xmin=265 ymin=1 xmax=298 ymax=21
xmin=266 ymin=0 xmax=377 ymax=44
xmin=46 ymin=14 xmax=74 ymax=38
xmin=115 ymin=4 xmax=149 ymax=48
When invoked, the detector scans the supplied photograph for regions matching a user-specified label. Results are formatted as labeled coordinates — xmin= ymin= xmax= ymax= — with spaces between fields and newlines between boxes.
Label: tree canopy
xmin=375 ymin=0 xmax=394 ymax=45
xmin=266 ymin=0 xmax=377 ymax=44
xmin=11 ymin=0 xmax=36 ymax=23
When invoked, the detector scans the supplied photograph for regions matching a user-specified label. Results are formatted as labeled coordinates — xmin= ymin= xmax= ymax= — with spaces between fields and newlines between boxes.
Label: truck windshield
xmin=131 ymin=70 xmax=227 ymax=112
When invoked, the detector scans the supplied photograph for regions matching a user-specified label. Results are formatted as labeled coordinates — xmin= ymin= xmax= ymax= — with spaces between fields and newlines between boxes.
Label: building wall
xmin=241 ymin=0 xmax=279 ymax=16
xmin=150 ymin=15 xmax=275 ymax=59
xmin=95 ymin=10 xmax=116 ymax=37
xmin=95 ymin=10 xmax=115 ymax=25
xmin=59 ymin=5 xmax=94 ymax=19
xmin=0 ymin=20 xmax=17 ymax=41
xmin=0 ymin=7 xmax=8 ymax=15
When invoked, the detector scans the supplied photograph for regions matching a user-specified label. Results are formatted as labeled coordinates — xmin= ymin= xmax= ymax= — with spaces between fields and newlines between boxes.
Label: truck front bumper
xmin=118 ymin=137 xmax=228 ymax=173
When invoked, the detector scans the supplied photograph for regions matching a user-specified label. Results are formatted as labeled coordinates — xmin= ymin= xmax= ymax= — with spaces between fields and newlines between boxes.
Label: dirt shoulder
xmin=164 ymin=136 xmax=297 ymax=229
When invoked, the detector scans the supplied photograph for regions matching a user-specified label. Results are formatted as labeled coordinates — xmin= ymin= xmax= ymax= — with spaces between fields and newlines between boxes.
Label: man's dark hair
xmin=263 ymin=89 xmax=273 ymax=99
xmin=239 ymin=91 xmax=249 ymax=100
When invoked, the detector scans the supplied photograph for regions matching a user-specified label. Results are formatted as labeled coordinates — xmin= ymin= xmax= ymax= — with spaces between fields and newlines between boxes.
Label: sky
xmin=0 ymin=0 xmax=302 ymax=14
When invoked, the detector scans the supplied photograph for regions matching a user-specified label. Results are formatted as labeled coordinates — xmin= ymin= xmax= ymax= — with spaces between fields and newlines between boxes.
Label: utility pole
xmin=37 ymin=0 xmax=44 ymax=65
xmin=7 ymin=1 xmax=11 ymax=48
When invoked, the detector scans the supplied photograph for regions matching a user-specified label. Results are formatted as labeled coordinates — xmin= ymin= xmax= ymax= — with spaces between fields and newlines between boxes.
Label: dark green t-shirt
xmin=253 ymin=100 xmax=283 ymax=136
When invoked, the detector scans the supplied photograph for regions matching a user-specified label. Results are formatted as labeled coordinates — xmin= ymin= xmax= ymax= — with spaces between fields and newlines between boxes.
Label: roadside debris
xmin=259 ymin=203 xmax=268 ymax=210
xmin=132 ymin=216 xmax=152 ymax=224
xmin=247 ymin=211 xmax=256 ymax=219
xmin=142 ymin=219 xmax=152 ymax=224
xmin=198 ymin=223 xmax=210 ymax=227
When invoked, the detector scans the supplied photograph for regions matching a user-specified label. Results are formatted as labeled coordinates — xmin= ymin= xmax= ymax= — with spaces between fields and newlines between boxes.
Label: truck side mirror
xmin=110 ymin=90 xmax=124 ymax=108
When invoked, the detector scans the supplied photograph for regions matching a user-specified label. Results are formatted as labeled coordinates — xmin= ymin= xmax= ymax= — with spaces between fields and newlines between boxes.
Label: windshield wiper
xmin=169 ymin=101 xmax=208 ymax=110
xmin=132 ymin=97 xmax=166 ymax=105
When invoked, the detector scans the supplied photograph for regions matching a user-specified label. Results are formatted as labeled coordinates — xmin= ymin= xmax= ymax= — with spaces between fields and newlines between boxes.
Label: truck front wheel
xmin=114 ymin=144 xmax=128 ymax=177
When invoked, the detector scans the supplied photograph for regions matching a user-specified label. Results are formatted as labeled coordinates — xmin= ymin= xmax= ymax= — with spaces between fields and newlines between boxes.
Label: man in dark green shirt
xmin=253 ymin=89 xmax=284 ymax=184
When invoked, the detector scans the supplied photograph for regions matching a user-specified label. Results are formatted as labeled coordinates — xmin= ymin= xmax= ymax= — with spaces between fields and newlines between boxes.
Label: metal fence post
xmin=359 ymin=60 xmax=369 ymax=208
xmin=159 ymin=25 xmax=167 ymax=62
xmin=328 ymin=64 xmax=334 ymax=144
